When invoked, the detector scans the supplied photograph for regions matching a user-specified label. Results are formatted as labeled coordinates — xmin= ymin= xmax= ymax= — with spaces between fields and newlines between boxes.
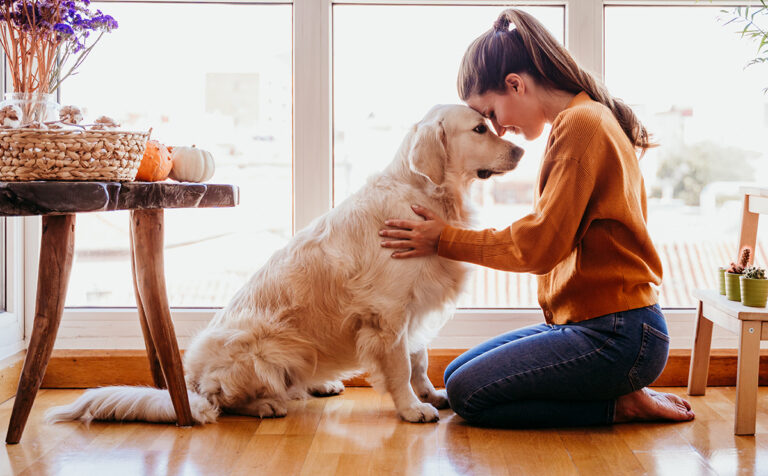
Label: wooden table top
xmin=693 ymin=288 xmax=768 ymax=320
xmin=0 ymin=181 xmax=239 ymax=216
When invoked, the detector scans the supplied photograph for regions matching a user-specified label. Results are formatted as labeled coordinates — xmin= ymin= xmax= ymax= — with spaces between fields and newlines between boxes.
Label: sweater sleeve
xmin=437 ymin=155 xmax=598 ymax=275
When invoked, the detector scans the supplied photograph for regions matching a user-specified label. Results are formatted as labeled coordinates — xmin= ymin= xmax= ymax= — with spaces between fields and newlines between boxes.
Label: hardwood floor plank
xmin=558 ymin=427 xmax=646 ymax=475
xmin=466 ymin=426 xmax=518 ymax=475
xmin=615 ymin=422 xmax=694 ymax=453
xmin=3 ymin=387 xmax=768 ymax=475
xmin=231 ymin=434 xmax=314 ymax=476
xmin=497 ymin=429 xmax=577 ymax=475
xmin=657 ymin=388 xmax=764 ymax=475
xmin=254 ymin=395 xmax=327 ymax=436
xmin=633 ymin=451 xmax=717 ymax=476
xmin=2 ymin=390 xmax=108 ymax=475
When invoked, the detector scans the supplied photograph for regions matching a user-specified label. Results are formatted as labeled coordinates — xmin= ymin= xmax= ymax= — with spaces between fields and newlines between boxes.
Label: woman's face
xmin=465 ymin=74 xmax=547 ymax=141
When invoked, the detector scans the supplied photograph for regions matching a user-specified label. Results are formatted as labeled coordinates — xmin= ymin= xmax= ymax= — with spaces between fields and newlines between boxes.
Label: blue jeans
xmin=444 ymin=305 xmax=670 ymax=428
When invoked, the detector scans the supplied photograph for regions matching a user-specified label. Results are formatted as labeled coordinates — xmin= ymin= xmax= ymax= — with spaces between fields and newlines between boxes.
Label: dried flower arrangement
xmin=0 ymin=2 xmax=149 ymax=182
xmin=0 ymin=0 xmax=117 ymax=94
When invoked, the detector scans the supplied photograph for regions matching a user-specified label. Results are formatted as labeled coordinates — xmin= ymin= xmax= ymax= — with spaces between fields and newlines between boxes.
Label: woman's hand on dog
xmin=380 ymin=205 xmax=446 ymax=258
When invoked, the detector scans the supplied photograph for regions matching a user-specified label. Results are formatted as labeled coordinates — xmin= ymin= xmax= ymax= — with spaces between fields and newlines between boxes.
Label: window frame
xmin=17 ymin=0 xmax=760 ymax=352
xmin=0 ymin=54 xmax=30 ymax=359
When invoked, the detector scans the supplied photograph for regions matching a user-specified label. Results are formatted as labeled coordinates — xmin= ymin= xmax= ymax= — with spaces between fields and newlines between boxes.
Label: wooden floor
xmin=2 ymin=387 xmax=768 ymax=475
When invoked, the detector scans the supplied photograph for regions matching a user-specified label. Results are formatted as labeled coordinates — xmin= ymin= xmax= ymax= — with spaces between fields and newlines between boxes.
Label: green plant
xmin=721 ymin=1 xmax=768 ymax=92
xmin=744 ymin=265 xmax=767 ymax=279
xmin=727 ymin=247 xmax=752 ymax=274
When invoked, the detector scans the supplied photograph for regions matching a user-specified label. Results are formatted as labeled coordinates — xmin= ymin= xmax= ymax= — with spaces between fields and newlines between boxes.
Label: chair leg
xmin=735 ymin=320 xmax=761 ymax=435
xmin=6 ymin=215 xmax=76 ymax=444
xmin=130 ymin=209 xmax=193 ymax=427
xmin=737 ymin=194 xmax=759 ymax=266
xmin=687 ymin=301 xmax=713 ymax=396
xmin=129 ymin=220 xmax=166 ymax=389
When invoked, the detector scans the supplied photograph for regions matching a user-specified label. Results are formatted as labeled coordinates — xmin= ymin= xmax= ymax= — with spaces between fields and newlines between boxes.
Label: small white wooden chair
xmin=688 ymin=186 xmax=768 ymax=435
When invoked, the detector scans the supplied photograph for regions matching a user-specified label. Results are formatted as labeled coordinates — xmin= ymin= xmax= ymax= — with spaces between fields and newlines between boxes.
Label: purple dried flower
xmin=0 ymin=0 xmax=118 ymax=93
xmin=53 ymin=22 xmax=73 ymax=37
xmin=89 ymin=13 xmax=117 ymax=31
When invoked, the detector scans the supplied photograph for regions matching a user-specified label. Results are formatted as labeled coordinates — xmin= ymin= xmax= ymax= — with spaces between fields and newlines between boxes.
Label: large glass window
xmin=605 ymin=6 xmax=768 ymax=308
xmin=61 ymin=3 xmax=292 ymax=307
xmin=333 ymin=5 xmax=564 ymax=308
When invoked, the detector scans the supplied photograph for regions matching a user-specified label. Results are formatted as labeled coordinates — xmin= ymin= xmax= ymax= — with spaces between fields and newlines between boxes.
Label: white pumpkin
xmin=169 ymin=145 xmax=215 ymax=183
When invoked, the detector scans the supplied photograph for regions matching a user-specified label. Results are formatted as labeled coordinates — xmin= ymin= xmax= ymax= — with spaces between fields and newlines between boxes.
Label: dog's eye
xmin=473 ymin=124 xmax=488 ymax=134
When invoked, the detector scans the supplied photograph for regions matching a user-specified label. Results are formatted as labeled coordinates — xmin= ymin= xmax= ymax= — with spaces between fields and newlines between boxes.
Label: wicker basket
xmin=0 ymin=127 xmax=151 ymax=181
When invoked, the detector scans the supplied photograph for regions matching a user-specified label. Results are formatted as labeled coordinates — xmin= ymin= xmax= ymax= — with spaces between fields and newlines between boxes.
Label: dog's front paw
xmin=421 ymin=389 xmax=450 ymax=409
xmin=399 ymin=402 xmax=439 ymax=423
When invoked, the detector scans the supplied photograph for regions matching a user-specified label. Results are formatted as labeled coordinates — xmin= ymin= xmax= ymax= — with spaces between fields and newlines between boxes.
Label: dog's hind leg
xmin=410 ymin=347 xmax=449 ymax=409
xmin=307 ymin=380 xmax=345 ymax=397
xmin=225 ymin=398 xmax=288 ymax=418
xmin=357 ymin=327 xmax=439 ymax=423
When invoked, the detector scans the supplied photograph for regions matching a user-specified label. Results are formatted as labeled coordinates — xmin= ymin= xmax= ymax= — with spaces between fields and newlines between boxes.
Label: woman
xmin=378 ymin=9 xmax=694 ymax=427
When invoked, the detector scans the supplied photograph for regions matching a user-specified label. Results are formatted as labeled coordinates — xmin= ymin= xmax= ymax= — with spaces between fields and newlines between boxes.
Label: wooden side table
xmin=688 ymin=186 xmax=768 ymax=435
xmin=0 ymin=181 xmax=239 ymax=444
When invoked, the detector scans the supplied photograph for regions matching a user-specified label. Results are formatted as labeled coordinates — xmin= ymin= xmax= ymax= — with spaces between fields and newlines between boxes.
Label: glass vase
xmin=0 ymin=92 xmax=60 ymax=126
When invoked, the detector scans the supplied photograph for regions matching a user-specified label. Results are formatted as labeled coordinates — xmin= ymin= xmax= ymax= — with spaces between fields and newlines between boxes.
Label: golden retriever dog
xmin=46 ymin=104 xmax=523 ymax=425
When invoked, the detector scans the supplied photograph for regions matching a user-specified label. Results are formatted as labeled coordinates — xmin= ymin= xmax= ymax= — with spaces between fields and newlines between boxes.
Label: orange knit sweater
xmin=438 ymin=92 xmax=663 ymax=324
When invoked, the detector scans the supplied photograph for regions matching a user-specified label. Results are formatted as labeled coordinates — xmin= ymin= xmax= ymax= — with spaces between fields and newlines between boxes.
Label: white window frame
xmin=18 ymin=0 xmax=760 ymax=352
xmin=0 ymin=217 xmax=27 ymax=360
xmin=0 ymin=55 xmax=31 ymax=360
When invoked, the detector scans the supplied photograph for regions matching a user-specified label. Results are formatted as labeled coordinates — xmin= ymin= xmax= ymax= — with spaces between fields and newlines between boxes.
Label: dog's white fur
xmin=46 ymin=105 xmax=522 ymax=425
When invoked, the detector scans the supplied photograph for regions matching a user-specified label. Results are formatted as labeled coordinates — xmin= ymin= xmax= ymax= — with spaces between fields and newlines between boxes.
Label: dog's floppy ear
xmin=408 ymin=118 xmax=447 ymax=185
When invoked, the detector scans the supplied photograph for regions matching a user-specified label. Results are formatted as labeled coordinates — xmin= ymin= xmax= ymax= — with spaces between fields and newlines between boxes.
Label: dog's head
xmin=408 ymin=104 xmax=524 ymax=188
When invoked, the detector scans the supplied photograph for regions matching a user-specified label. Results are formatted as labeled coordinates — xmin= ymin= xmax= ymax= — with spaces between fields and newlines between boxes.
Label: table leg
xmin=687 ymin=301 xmax=713 ymax=396
xmin=735 ymin=320 xmax=761 ymax=435
xmin=129 ymin=220 xmax=166 ymax=389
xmin=130 ymin=209 xmax=193 ymax=427
xmin=6 ymin=214 xmax=76 ymax=444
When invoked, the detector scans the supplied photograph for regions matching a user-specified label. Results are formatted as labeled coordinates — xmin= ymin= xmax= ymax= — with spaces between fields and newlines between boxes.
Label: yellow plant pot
xmin=740 ymin=276 xmax=768 ymax=307
xmin=717 ymin=267 xmax=726 ymax=295
xmin=725 ymin=272 xmax=742 ymax=301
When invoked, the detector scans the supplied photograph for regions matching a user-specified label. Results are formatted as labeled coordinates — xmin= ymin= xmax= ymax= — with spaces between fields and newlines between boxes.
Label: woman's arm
xmin=379 ymin=205 xmax=446 ymax=258
xmin=380 ymin=156 xmax=597 ymax=273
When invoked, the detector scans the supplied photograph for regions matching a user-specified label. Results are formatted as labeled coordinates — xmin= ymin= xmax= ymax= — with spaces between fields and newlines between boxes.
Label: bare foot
xmin=614 ymin=388 xmax=695 ymax=423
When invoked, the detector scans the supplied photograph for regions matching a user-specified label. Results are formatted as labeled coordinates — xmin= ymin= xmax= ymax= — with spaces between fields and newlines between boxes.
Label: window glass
xmin=334 ymin=5 xmax=565 ymax=308
xmin=62 ymin=3 xmax=292 ymax=307
xmin=606 ymin=7 xmax=768 ymax=307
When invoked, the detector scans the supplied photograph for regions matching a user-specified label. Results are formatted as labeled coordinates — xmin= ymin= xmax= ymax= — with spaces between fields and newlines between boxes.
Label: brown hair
xmin=458 ymin=9 xmax=653 ymax=154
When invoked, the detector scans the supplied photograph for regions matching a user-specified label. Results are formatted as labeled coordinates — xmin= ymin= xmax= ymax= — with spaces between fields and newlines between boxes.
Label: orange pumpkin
xmin=136 ymin=140 xmax=173 ymax=181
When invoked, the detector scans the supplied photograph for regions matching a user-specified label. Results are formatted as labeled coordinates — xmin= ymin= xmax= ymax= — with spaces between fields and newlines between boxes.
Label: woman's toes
xmin=652 ymin=392 xmax=694 ymax=421
xmin=615 ymin=388 xmax=694 ymax=423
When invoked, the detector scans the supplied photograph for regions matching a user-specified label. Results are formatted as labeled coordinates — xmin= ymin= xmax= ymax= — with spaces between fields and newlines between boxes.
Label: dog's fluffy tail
xmin=44 ymin=386 xmax=219 ymax=425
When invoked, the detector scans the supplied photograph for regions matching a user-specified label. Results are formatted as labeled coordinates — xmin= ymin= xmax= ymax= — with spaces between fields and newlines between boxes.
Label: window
xmin=605 ymin=6 xmax=768 ymax=308
xmin=60 ymin=3 xmax=292 ymax=307
xmin=333 ymin=4 xmax=565 ymax=308
xmin=12 ymin=1 xmax=752 ymax=350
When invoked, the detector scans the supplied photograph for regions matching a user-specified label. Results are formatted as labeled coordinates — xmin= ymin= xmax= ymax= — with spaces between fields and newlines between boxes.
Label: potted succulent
xmin=725 ymin=247 xmax=751 ymax=301
xmin=717 ymin=266 xmax=727 ymax=295
xmin=741 ymin=265 xmax=768 ymax=307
